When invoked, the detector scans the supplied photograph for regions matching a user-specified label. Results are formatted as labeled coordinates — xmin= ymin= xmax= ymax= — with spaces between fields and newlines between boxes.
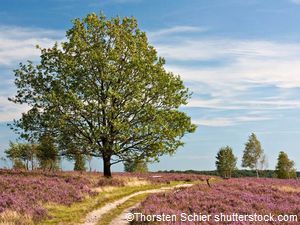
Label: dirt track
xmin=82 ymin=183 xmax=193 ymax=225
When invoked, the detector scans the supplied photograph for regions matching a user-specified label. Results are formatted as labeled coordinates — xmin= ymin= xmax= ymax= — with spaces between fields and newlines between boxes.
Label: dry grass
xmin=0 ymin=210 xmax=34 ymax=225
xmin=92 ymin=186 xmax=119 ymax=193
xmin=123 ymin=177 xmax=149 ymax=186
xmin=92 ymin=177 xmax=149 ymax=192
xmin=275 ymin=185 xmax=300 ymax=193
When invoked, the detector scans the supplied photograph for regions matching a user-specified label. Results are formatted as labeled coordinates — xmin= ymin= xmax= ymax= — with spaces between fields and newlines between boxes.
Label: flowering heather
xmin=0 ymin=170 xmax=129 ymax=220
xmin=0 ymin=170 xmax=96 ymax=220
xmin=133 ymin=178 xmax=300 ymax=224
xmin=0 ymin=170 xmax=206 ymax=221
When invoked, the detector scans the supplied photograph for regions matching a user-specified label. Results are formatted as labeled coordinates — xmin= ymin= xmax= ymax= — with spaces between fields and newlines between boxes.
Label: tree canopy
xmin=36 ymin=134 xmax=60 ymax=171
xmin=215 ymin=146 xmax=237 ymax=179
xmin=5 ymin=142 xmax=36 ymax=170
xmin=242 ymin=133 xmax=264 ymax=177
xmin=124 ymin=158 xmax=148 ymax=173
xmin=275 ymin=151 xmax=297 ymax=179
xmin=9 ymin=13 xmax=196 ymax=177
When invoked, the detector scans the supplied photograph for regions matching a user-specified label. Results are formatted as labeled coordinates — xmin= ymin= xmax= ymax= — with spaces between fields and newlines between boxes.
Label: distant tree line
xmin=4 ymin=133 xmax=87 ymax=171
xmin=124 ymin=158 xmax=148 ymax=173
xmin=159 ymin=169 xmax=299 ymax=178
xmin=4 ymin=137 xmax=148 ymax=172
xmin=161 ymin=133 xmax=298 ymax=180
xmin=215 ymin=133 xmax=297 ymax=179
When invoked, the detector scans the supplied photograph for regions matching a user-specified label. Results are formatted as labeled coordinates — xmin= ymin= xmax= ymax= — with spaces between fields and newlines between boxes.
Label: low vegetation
xmin=133 ymin=178 xmax=300 ymax=225
xmin=0 ymin=8 xmax=298 ymax=225
xmin=0 ymin=169 xmax=208 ymax=224
xmin=96 ymin=193 xmax=148 ymax=225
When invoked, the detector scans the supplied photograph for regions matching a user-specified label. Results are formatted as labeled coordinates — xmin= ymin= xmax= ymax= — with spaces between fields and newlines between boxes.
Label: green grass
xmin=96 ymin=193 xmax=148 ymax=225
xmin=95 ymin=179 xmax=222 ymax=225
xmin=39 ymin=181 xmax=186 ymax=225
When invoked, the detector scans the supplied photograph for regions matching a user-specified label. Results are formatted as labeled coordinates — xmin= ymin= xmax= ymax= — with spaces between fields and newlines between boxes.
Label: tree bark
xmin=256 ymin=169 xmax=259 ymax=178
xmin=88 ymin=160 xmax=92 ymax=172
xmin=103 ymin=155 xmax=112 ymax=177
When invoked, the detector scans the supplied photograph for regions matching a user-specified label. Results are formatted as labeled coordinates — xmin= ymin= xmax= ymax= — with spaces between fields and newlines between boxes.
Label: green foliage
xmin=160 ymin=169 xmax=286 ymax=178
xmin=4 ymin=138 xmax=60 ymax=171
xmin=124 ymin=159 xmax=148 ymax=173
xmin=275 ymin=151 xmax=297 ymax=179
xmin=60 ymin=142 xmax=86 ymax=171
xmin=12 ymin=159 xmax=26 ymax=170
xmin=36 ymin=134 xmax=60 ymax=171
xmin=242 ymin=133 xmax=264 ymax=177
xmin=5 ymin=142 xmax=37 ymax=170
xmin=74 ymin=153 xmax=86 ymax=171
xmin=215 ymin=146 xmax=237 ymax=178
xmin=9 ymin=13 xmax=196 ymax=177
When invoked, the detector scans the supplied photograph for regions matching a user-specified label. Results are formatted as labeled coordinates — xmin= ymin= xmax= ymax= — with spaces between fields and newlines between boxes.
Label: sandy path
xmin=109 ymin=202 xmax=140 ymax=225
xmin=82 ymin=183 xmax=193 ymax=225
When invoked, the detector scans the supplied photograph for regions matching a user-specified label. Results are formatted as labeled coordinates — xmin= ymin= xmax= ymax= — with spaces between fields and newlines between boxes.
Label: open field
xmin=132 ymin=178 xmax=300 ymax=225
xmin=0 ymin=169 xmax=208 ymax=224
xmin=1 ymin=169 xmax=299 ymax=225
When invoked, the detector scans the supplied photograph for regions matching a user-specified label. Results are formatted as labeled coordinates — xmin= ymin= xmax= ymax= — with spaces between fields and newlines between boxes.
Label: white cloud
xmin=186 ymin=95 xmax=300 ymax=110
xmin=291 ymin=0 xmax=300 ymax=4
xmin=0 ymin=26 xmax=64 ymax=65
xmin=153 ymin=37 xmax=300 ymax=110
xmin=193 ymin=117 xmax=235 ymax=127
xmin=2 ymin=24 xmax=300 ymax=127
xmin=193 ymin=115 xmax=272 ymax=127
xmin=157 ymin=39 xmax=300 ymax=88
xmin=0 ymin=26 xmax=63 ymax=122
xmin=149 ymin=27 xmax=300 ymax=126
xmin=148 ymin=26 xmax=206 ymax=39
xmin=157 ymin=39 xmax=300 ymax=62
xmin=0 ymin=96 xmax=29 ymax=122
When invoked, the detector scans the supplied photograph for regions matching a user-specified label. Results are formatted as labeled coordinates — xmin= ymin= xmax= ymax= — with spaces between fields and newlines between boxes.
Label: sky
xmin=1 ymin=0 xmax=300 ymax=172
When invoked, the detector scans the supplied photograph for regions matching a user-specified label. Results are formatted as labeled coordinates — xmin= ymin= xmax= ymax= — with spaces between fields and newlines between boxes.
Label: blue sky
xmin=1 ymin=0 xmax=300 ymax=172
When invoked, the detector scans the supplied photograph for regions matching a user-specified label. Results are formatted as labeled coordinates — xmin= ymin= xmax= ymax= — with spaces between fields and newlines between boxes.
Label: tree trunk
xmin=103 ymin=155 xmax=112 ymax=177
xmin=88 ymin=158 xmax=92 ymax=172
xmin=256 ymin=169 xmax=259 ymax=178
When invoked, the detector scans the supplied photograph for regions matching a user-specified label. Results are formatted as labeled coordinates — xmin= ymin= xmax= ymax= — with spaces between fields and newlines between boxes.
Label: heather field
xmin=2 ymin=1 xmax=300 ymax=225
xmin=133 ymin=178 xmax=300 ymax=225
xmin=0 ymin=170 xmax=300 ymax=225
xmin=0 ymin=169 xmax=208 ymax=224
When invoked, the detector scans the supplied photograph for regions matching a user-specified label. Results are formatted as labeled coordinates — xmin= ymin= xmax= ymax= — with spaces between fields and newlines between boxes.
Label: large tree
xmin=9 ymin=13 xmax=196 ymax=177
xmin=242 ymin=133 xmax=264 ymax=177
xmin=275 ymin=151 xmax=297 ymax=179
xmin=215 ymin=146 xmax=237 ymax=179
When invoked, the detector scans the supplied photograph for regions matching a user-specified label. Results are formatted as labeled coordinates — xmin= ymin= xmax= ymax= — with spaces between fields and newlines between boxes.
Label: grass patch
xmin=275 ymin=185 xmax=300 ymax=193
xmin=96 ymin=193 xmax=148 ymax=225
xmin=39 ymin=181 xmax=187 ymax=225
xmin=0 ymin=210 xmax=34 ymax=225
